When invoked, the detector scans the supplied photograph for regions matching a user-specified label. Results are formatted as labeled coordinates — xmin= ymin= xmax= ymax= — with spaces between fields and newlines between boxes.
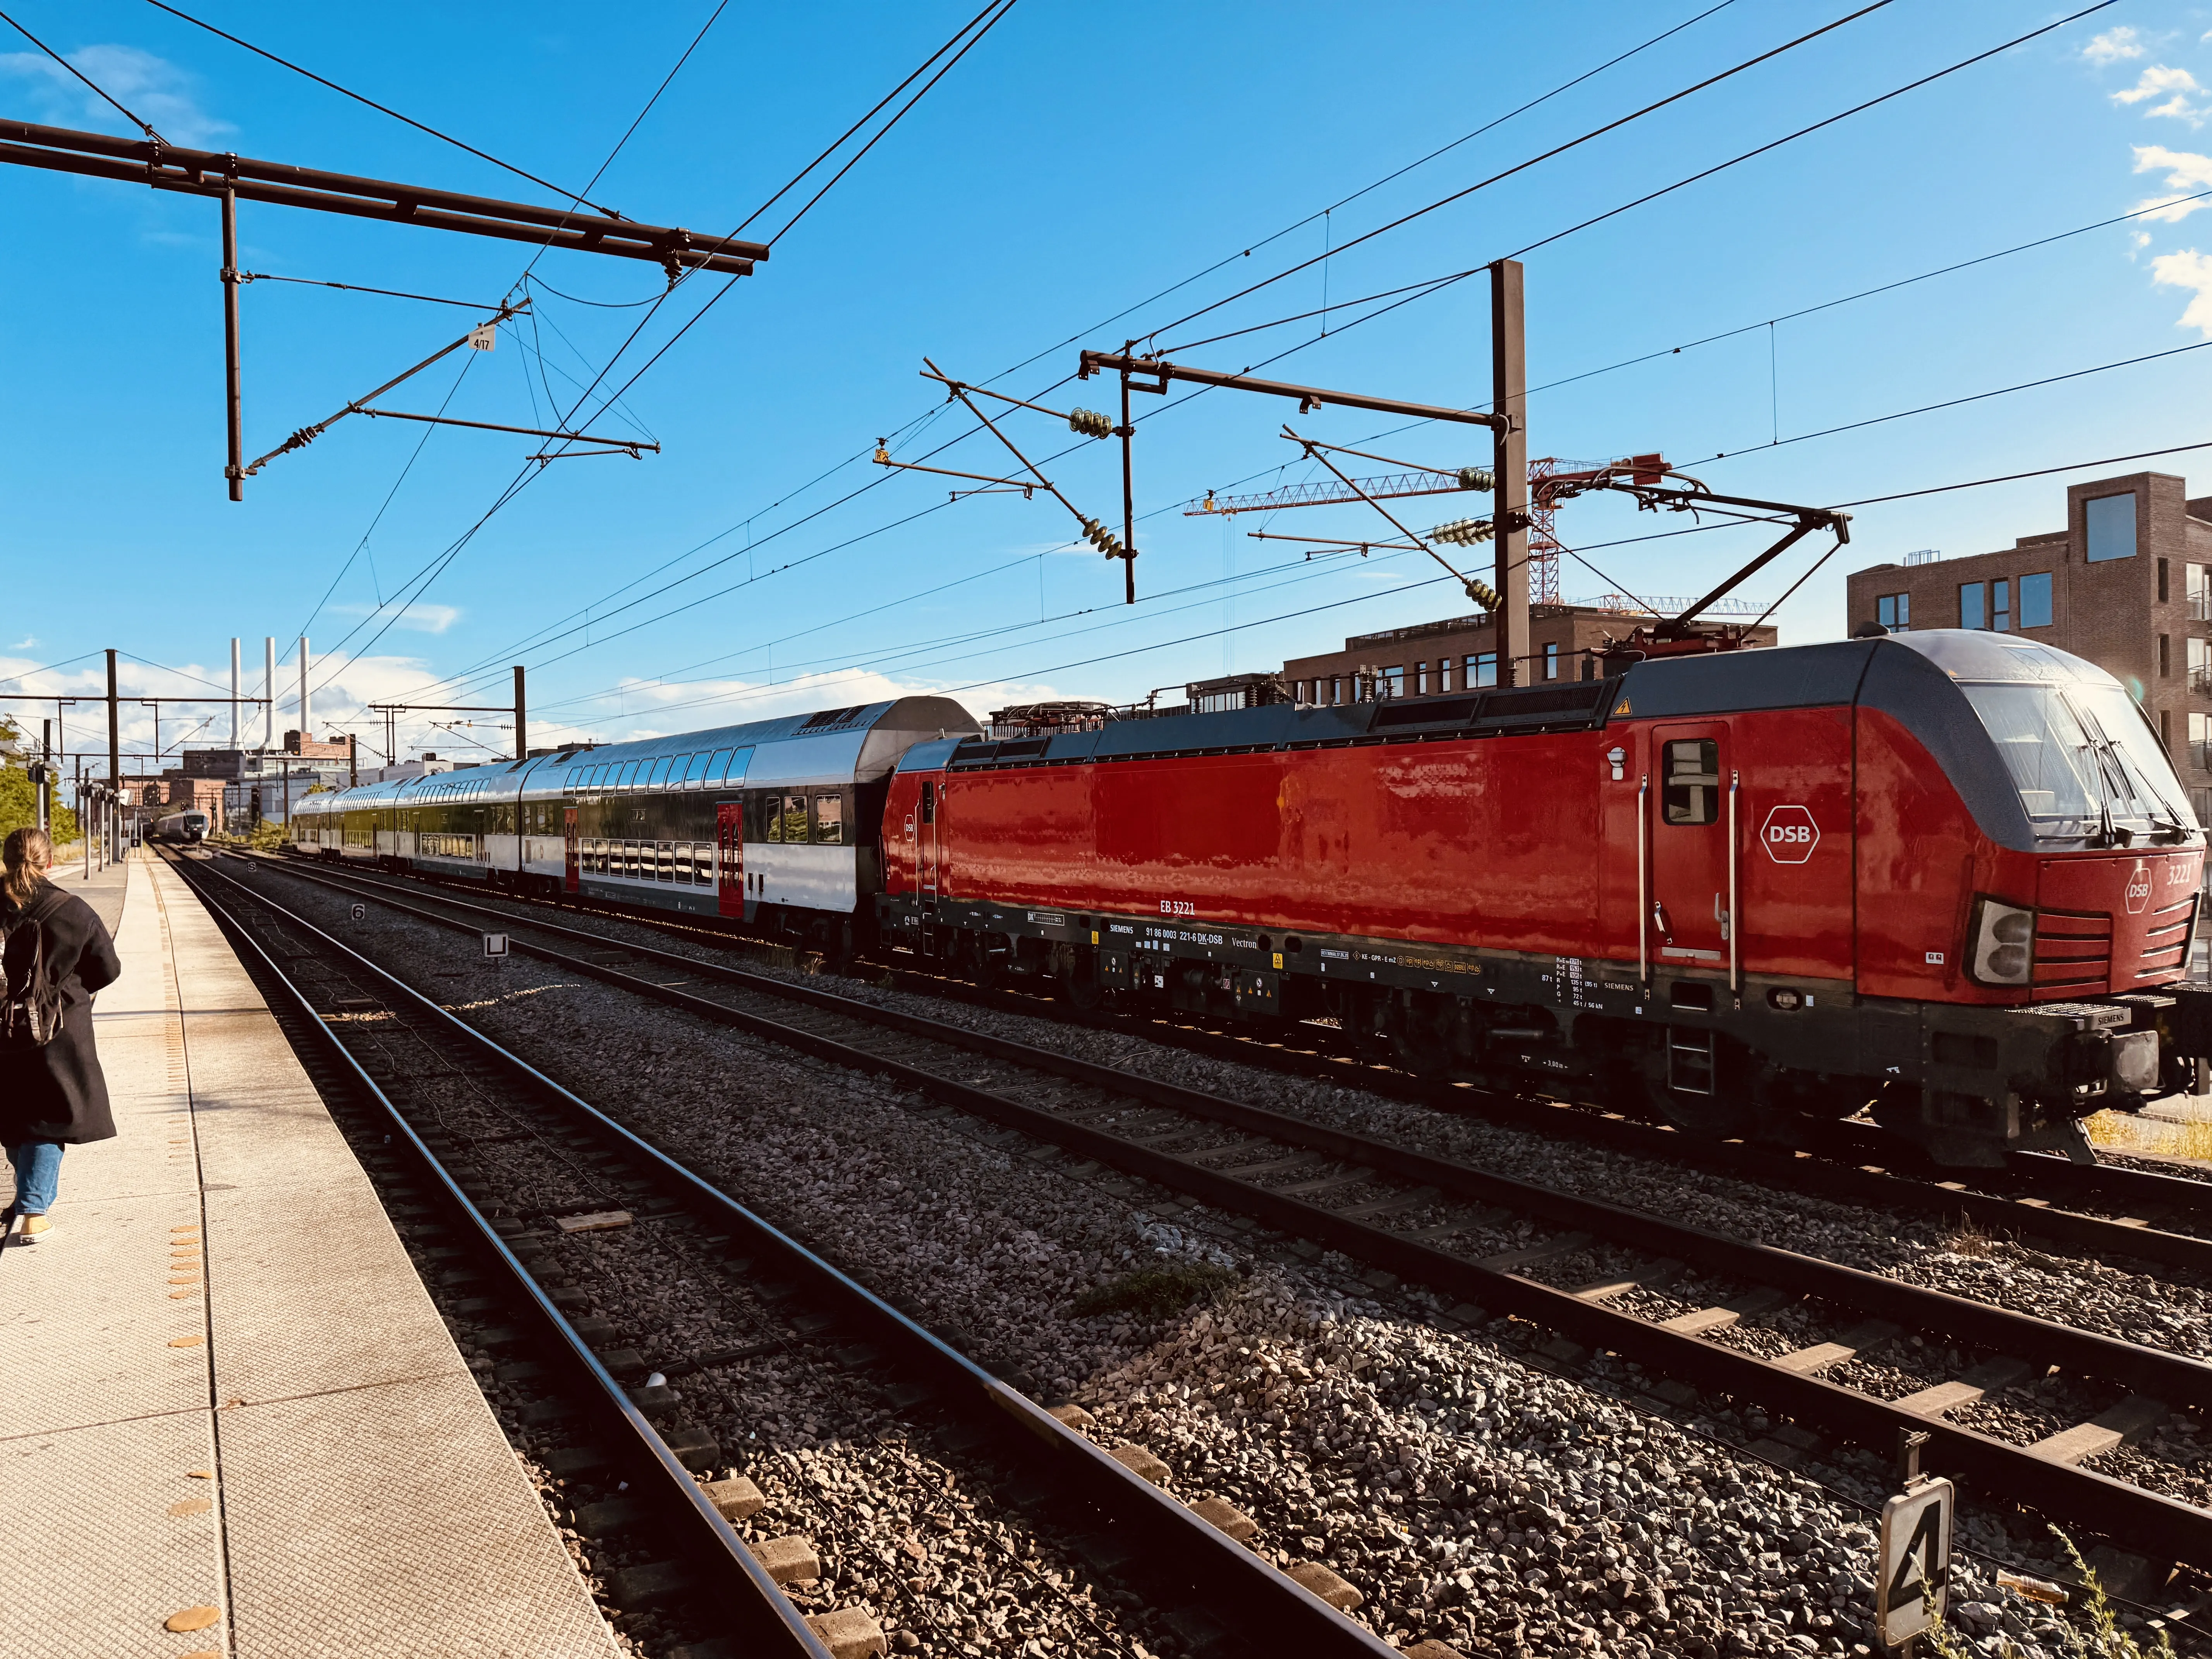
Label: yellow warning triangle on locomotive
xmin=1612 ymin=697 xmax=1632 ymax=716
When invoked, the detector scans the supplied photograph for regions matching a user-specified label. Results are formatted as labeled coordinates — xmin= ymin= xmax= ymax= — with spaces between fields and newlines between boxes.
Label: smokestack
xmin=230 ymin=638 xmax=240 ymax=746
xmin=263 ymin=638 xmax=275 ymax=749
xmin=299 ymin=637 xmax=310 ymax=739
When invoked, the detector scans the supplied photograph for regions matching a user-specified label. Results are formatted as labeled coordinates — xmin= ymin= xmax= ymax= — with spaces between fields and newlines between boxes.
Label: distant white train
xmin=287 ymin=698 xmax=979 ymax=956
xmin=151 ymin=809 xmax=209 ymax=844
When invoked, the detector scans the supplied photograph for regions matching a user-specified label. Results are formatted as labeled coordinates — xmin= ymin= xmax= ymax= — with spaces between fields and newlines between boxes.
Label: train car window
xmin=705 ymin=748 xmax=735 ymax=786
xmin=763 ymin=792 xmax=782 ymax=843
xmin=919 ymin=781 xmax=936 ymax=824
xmin=615 ymin=760 xmax=640 ymax=790
xmin=656 ymin=842 xmax=675 ymax=882
xmin=1662 ymin=740 xmax=1721 ymax=825
xmin=775 ymin=794 xmax=807 ymax=843
xmin=813 ymin=791 xmax=845 ymax=845
xmin=682 ymin=753 xmax=711 ymax=789
xmin=673 ymin=844 xmax=694 ymax=882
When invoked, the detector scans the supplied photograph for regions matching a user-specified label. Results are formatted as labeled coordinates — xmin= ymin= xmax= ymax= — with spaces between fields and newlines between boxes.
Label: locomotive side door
xmin=1648 ymin=724 xmax=1733 ymax=967
xmin=918 ymin=780 xmax=940 ymax=910
xmin=716 ymin=800 xmax=745 ymax=919
xmin=563 ymin=806 xmax=580 ymax=894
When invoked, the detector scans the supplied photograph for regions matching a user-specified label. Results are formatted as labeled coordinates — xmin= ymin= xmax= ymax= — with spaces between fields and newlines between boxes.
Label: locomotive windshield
xmin=1896 ymin=631 xmax=2195 ymax=844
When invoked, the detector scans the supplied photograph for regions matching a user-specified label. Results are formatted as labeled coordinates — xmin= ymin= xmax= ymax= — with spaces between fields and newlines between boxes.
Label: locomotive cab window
xmin=1662 ymin=740 xmax=1721 ymax=825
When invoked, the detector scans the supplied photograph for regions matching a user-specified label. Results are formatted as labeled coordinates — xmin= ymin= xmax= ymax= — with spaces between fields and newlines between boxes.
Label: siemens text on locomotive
xmin=292 ymin=632 xmax=2212 ymax=1166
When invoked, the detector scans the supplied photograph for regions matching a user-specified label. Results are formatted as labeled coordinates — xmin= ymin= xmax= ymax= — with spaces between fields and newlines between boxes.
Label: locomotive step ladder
xmin=1668 ymin=1025 xmax=1717 ymax=1096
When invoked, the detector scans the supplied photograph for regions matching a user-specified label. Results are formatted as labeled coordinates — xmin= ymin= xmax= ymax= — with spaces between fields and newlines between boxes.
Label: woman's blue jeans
xmin=4 ymin=1140 xmax=64 ymax=1216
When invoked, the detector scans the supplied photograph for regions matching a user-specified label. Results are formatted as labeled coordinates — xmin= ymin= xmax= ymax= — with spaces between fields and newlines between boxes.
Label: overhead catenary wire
xmin=374 ymin=0 xmax=2118 ymax=735
xmin=314 ymin=0 xmax=1018 ymax=703
xmin=1140 ymin=0 xmax=1903 ymax=347
xmin=144 ymin=0 xmax=622 ymax=215
xmin=387 ymin=4 xmax=1785 ymax=704
xmin=1160 ymin=0 xmax=2125 ymax=366
xmin=0 ymin=5 xmax=168 ymax=141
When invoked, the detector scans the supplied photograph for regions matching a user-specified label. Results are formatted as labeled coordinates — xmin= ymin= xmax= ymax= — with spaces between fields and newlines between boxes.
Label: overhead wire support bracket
xmin=871 ymin=442 xmax=1037 ymax=498
xmin=916 ymin=356 xmax=1132 ymax=579
xmin=240 ymin=302 xmax=621 ymax=477
xmin=1077 ymin=350 xmax=1506 ymax=430
xmin=0 ymin=119 xmax=766 ymax=273
xmin=1281 ymin=425 xmax=1501 ymax=610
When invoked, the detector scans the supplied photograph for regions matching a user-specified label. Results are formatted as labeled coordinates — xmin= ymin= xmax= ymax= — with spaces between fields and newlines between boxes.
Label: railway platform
xmin=1 ymin=850 xmax=618 ymax=1659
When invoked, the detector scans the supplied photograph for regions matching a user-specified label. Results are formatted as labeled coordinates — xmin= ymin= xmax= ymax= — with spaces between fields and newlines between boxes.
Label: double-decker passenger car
xmin=291 ymin=697 xmax=976 ymax=951
xmin=876 ymin=631 xmax=2212 ymax=1166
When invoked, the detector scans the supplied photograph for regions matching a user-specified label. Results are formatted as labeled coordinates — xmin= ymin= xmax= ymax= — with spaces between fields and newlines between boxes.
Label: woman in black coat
xmin=1 ymin=827 xmax=122 ymax=1244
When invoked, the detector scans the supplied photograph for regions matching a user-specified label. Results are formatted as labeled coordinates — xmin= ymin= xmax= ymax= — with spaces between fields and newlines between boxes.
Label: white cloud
xmin=2129 ymin=146 xmax=2212 ymax=222
xmin=2085 ymin=26 xmax=2145 ymax=65
xmin=2114 ymin=65 xmax=2209 ymax=125
xmin=326 ymin=602 xmax=462 ymax=635
xmin=9 ymin=636 xmax=35 ymax=650
xmin=0 ymin=44 xmax=232 ymax=145
xmin=2151 ymin=247 xmax=2212 ymax=336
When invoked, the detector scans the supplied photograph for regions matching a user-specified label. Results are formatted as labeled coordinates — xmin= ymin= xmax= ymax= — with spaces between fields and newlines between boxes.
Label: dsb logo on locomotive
xmin=1760 ymin=805 xmax=1819 ymax=865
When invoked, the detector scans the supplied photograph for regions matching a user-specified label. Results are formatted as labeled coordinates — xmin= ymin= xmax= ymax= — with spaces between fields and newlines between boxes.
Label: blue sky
xmin=5 ymin=0 xmax=2212 ymax=768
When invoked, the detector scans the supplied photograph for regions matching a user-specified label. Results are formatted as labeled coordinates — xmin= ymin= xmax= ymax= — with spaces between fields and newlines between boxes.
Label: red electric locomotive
xmin=877 ymin=629 xmax=2212 ymax=1166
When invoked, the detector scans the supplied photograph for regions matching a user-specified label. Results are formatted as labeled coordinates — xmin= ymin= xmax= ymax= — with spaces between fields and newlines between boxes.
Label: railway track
xmin=227 ymin=849 xmax=2212 ymax=1576
xmin=170 ymin=849 xmax=1399 ymax=1659
xmin=244 ymin=849 xmax=2212 ymax=1269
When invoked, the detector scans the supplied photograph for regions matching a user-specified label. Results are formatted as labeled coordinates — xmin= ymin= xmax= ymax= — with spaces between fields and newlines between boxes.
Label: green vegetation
xmin=1920 ymin=1529 xmax=2175 ymax=1659
xmin=0 ymin=717 xmax=78 ymax=845
xmin=1073 ymin=1259 xmax=1240 ymax=1320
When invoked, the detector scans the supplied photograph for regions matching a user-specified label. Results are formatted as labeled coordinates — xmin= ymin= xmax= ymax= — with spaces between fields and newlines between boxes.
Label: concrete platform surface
xmin=2 ymin=851 xmax=618 ymax=1658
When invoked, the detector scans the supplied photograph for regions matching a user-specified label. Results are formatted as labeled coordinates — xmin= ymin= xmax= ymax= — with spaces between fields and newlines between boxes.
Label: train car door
xmin=919 ymin=780 xmax=940 ymax=909
xmin=716 ymin=800 xmax=745 ymax=919
xmin=1648 ymin=724 xmax=1734 ymax=970
xmin=563 ymin=807 xmax=580 ymax=894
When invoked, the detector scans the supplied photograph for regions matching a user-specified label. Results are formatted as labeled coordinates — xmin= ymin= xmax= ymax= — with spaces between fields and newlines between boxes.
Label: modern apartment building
xmin=1844 ymin=471 xmax=2212 ymax=816
xmin=1279 ymin=602 xmax=1779 ymax=705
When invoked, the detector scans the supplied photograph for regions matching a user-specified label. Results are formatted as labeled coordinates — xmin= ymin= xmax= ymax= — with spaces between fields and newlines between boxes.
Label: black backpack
xmin=0 ymin=889 xmax=66 ymax=1052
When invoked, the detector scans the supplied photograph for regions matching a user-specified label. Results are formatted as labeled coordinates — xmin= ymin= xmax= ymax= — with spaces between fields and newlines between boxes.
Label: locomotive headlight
xmin=1967 ymin=897 xmax=2035 ymax=987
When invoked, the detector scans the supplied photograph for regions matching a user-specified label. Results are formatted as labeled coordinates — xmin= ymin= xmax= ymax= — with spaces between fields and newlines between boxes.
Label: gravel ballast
xmin=237 ymin=860 xmax=2202 ymax=1655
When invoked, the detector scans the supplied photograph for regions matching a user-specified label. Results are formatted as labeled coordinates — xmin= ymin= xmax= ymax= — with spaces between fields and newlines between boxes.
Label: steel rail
xmin=162 ymin=853 xmax=833 ymax=1657
xmin=189 ymin=852 xmax=1398 ymax=1659
xmin=240 ymin=852 xmax=2212 ymax=1565
xmin=244 ymin=850 xmax=2212 ymax=1276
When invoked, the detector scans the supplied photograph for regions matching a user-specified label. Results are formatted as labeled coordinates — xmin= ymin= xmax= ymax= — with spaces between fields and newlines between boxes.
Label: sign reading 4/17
xmin=1877 ymin=1476 xmax=1953 ymax=1647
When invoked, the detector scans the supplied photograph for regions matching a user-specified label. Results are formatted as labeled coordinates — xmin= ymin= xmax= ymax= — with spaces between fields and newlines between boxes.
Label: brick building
xmin=1844 ymin=471 xmax=2212 ymax=816
xmin=1279 ymin=603 xmax=1779 ymax=705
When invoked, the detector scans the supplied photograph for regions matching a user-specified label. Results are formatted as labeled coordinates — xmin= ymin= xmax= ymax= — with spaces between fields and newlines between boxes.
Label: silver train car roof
xmin=296 ymin=694 xmax=978 ymax=814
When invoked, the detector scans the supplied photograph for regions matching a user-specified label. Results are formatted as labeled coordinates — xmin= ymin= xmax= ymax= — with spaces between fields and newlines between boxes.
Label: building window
xmin=2193 ymin=712 xmax=2212 ymax=774
xmin=2161 ymin=558 xmax=2171 ymax=603
xmin=1544 ymin=642 xmax=1559 ymax=680
xmin=1992 ymin=578 xmax=2011 ymax=632
xmin=1470 ymin=652 xmax=1498 ymax=688
xmin=2019 ymin=572 xmax=2052 ymax=629
xmin=2085 ymin=492 xmax=2137 ymax=562
xmin=1415 ymin=661 xmax=1430 ymax=695
xmin=2194 ymin=787 xmax=2212 ymax=825
xmin=1381 ymin=666 xmax=1405 ymax=699
xmin=1329 ymin=676 xmax=1342 ymax=705
xmin=1959 ymin=582 xmax=1984 ymax=630
xmin=2191 ymin=637 xmax=2210 ymax=694
xmin=1875 ymin=592 xmax=1910 ymax=632
xmin=1436 ymin=660 xmax=1453 ymax=693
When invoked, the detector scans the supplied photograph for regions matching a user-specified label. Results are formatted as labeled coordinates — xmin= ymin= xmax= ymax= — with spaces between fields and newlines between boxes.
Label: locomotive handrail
xmin=1637 ymin=772 xmax=1650 ymax=984
xmin=1728 ymin=769 xmax=1740 ymax=997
